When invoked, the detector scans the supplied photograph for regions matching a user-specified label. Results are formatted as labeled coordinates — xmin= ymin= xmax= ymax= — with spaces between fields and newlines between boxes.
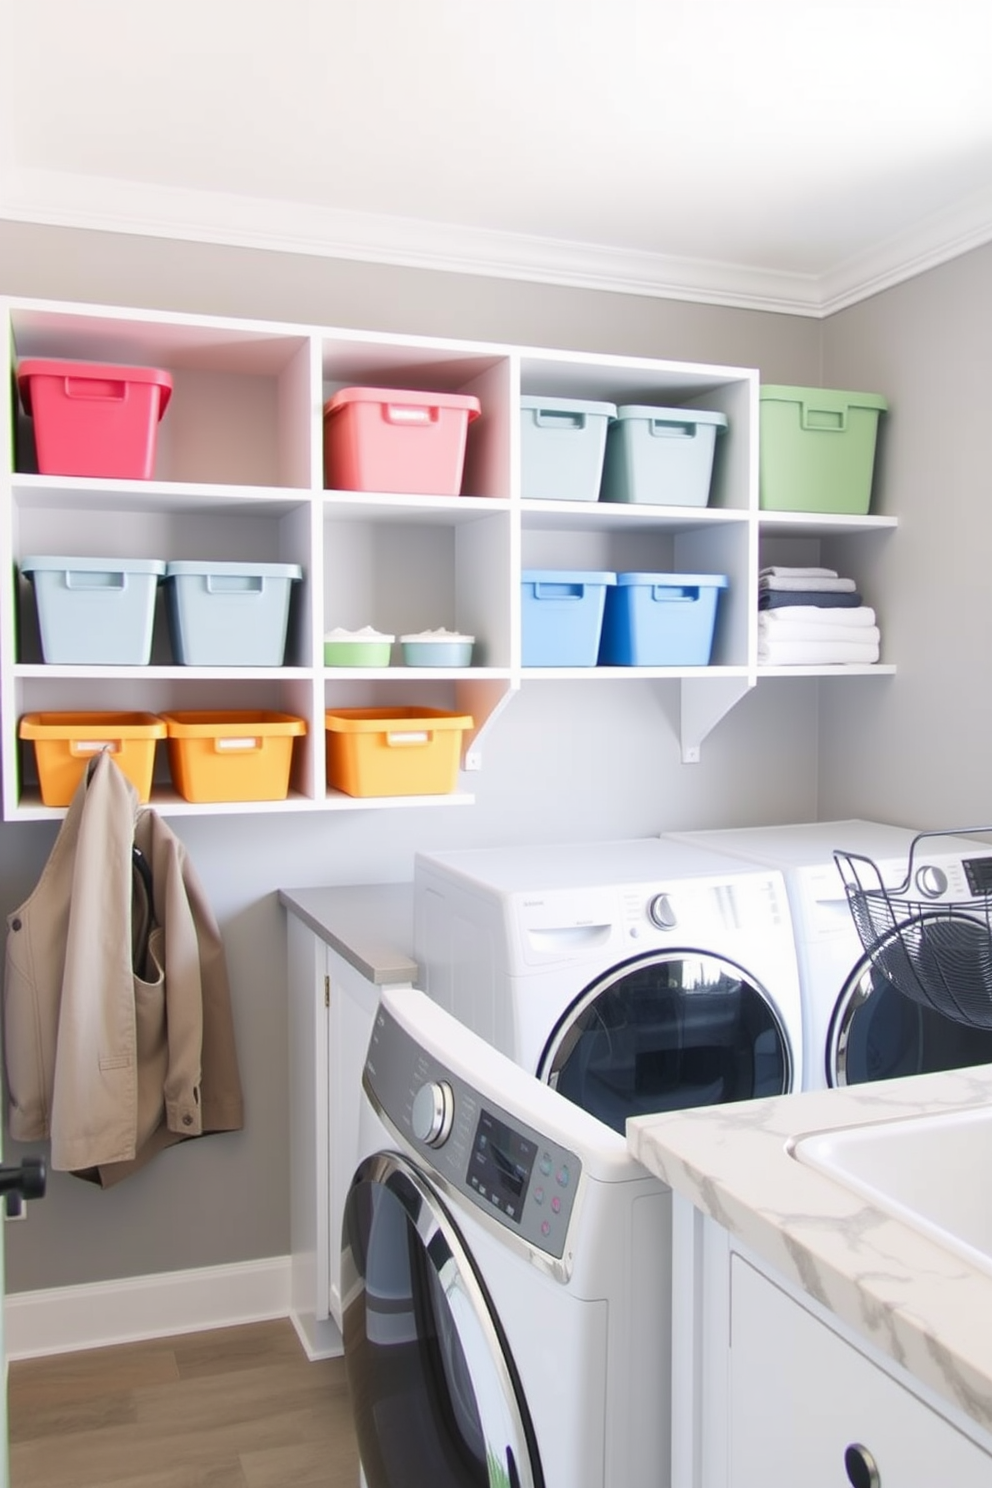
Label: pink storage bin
xmin=323 ymin=386 xmax=481 ymax=495
xmin=17 ymin=359 xmax=173 ymax=480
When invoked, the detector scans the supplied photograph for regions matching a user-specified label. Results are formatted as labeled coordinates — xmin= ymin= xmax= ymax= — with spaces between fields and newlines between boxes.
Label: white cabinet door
xmin=287 ymin=913 xmax=412 ymax=1357
xmin=325 ymin=943 xmax=394 ymax=1327
xmin=286 ymin=916 xmax=336 ymax=1358
xmin=729 ymin=1256 xmax=992 ymax=1487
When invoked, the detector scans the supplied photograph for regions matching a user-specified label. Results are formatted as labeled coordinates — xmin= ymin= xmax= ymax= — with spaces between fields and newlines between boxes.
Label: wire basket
xmin=834 ymin=828 xmax=992 ymax=1030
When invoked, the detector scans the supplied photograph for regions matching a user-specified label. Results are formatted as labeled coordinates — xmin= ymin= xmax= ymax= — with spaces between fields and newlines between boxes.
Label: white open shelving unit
xmin=0 ymin=296 xmax=897 ymax=819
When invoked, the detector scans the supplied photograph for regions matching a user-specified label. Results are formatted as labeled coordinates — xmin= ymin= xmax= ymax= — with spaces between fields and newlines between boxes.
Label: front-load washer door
xmin=828 ymin=955 xmax=992 ymax=1086
xmin=539 ymin=950 xmax=792 ymax=1134
xmin=341 ymin=1150 xmax=542 ymax=1488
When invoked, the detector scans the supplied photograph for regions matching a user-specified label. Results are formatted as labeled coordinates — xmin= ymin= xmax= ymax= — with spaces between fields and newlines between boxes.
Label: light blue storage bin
xmin=521 ymin=569 xmax=616 ymax=667
xmin=20 ymin=555 xmax=166 ymax=664
xmin=520 ymin=396 xmax=617 ymax=502
xmin=165 ymin=560 xmax=303 ymax=666
xmin=600 ymin=406 xmax=728 ymax=507
xmin=599 ymin=572 xmax=728 ymax=666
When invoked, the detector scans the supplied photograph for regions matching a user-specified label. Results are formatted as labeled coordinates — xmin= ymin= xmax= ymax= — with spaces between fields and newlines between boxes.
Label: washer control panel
xmin=963 ymin=855 xmax=992 ymax=897
xmin=365 ymin=1006 xmax=580 ymax=1259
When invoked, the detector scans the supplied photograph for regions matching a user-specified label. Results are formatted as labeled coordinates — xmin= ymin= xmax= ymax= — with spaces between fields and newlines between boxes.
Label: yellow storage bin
xmin=325 ymin=707 xmax=473 ymax=797
xmin=19 ymin=711 xmax=166 ymax=807
xmin=160 ymin=711 xmax=307 ymax=803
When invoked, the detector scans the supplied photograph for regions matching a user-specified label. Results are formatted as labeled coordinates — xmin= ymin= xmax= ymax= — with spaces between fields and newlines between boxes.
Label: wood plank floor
xmin=7 ymin=1319 xmax=360 ymax=1488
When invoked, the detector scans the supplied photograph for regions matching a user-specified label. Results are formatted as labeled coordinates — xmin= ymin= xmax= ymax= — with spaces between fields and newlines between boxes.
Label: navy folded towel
xmin=759 ymin=589 xmax=863 ymax=610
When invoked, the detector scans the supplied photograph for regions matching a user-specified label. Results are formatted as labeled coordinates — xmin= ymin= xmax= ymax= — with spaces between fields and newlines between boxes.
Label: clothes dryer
xmin=414 ymin=837 xmax=803 ymax=1132
xmin=664 ymin=821 xmax=992 ymax=1089
xmin=343 ymin=985 xmax=673 ymax=1488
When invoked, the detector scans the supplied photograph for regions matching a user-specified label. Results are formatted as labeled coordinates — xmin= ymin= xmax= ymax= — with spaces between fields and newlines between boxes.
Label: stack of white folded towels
xmin=758 ymin=566 xmax=880 ymax=665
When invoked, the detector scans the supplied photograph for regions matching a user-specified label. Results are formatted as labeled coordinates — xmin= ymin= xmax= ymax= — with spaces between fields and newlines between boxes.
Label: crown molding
xmin=3 ymin=163 xmax=992 ymax=321
xmin=0 ymin=165 xmax=823 ymax=315
xmin=818 ymin=180 xmax=992 ymax=315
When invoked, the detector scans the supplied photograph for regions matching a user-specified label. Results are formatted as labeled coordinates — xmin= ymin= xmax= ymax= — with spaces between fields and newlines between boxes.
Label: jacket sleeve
xmin=139 ymin=818 xmax=205 ymax=1137
xmin=49 ymin=753 xmax=141 ymax=1171
xmin=3 ymin=796 xmax=79 ymax=1142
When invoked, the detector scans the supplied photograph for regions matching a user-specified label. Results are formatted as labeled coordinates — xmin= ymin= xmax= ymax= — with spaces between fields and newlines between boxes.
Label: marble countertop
xmin=278 ymin=883 xmax=417 ymax=985
xmin=628 ymin=1067 xmax=992 ymax=1431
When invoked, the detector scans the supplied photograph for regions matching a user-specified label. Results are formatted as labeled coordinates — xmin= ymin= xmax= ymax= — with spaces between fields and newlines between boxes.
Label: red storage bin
xmin=17 ymin=359 xmax=173 ymax=479
xmin=323 ymin=386 xmax=481 ymax=495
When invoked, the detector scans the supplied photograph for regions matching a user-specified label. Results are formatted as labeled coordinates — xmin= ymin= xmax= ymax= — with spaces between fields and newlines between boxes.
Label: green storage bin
xmin=759 ymin=386 xmax=888 ymax=515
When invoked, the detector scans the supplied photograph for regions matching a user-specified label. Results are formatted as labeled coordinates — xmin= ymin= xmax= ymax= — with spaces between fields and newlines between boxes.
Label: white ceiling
xmin=3 ymin=0 xmax=992 ymax=316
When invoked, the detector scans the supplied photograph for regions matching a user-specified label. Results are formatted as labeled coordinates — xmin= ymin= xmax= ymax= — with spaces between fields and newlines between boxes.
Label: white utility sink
xmin=792 ymin=1105 xmax=992 ymax=1277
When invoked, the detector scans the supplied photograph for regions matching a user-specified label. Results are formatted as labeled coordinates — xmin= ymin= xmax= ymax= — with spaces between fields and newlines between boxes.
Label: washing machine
xmin=664 ymin=820 xmax=992 ymax=1089
xmin=413 ymin=837 xmax=804 ymax=1131
xmin=342 ymin=984 xmax=672 ymax=1488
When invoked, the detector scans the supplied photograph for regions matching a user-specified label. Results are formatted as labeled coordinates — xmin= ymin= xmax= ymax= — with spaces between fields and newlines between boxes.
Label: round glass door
xmin=341 ymin=1151 xmax=542 ymax=1488
xmin=828 ymin=958 xmax=992 ymax=1085
xmin=539 ymin=950 xmax=793 ymax=1134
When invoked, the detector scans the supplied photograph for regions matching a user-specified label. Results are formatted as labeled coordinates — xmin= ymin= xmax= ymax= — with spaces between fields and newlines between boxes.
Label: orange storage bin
xmin=17 ymin=359 xmax=173 ymax=479
xmin=160 ymin=711 xmax=307 ymax=803
xmin=325 ymin=707 xmax=473 ymax=797
xmin=323 ymin=387 xmax=481 ymax=495
xmin=19 ymin=712 xmax=166 ymax=807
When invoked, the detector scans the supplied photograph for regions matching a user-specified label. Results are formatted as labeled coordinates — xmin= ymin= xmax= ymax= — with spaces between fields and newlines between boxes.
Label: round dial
xmin=648 ymin=893 xmax=678 ymax=929
xmin=412 ymin=1080 xmax=454 ymax=1147
xmin=915 ymin=863 xmax=948 ymax=898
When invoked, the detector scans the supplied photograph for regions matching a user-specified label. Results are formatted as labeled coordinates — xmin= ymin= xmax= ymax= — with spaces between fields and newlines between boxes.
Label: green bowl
xmin=323 ymin=640 xmax=392 ymax=667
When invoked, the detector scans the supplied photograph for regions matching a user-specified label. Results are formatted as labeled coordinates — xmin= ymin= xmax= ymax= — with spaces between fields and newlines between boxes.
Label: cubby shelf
xmin=0 ymin=295 xmax=896 ymax=818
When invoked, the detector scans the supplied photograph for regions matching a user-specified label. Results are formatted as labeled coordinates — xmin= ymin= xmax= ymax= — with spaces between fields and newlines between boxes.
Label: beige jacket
xmin=3 ymin=751 xmax=243 ymax=1186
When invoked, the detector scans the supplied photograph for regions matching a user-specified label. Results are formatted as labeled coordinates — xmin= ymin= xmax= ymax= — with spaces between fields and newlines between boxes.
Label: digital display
xmin=964 ymin=857 xmax=992 ymax=895
xmin=468 ymin=1108 xmax=537 ymax=1224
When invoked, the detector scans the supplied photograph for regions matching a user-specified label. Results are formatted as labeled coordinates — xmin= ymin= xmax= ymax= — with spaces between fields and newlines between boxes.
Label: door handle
xmin=1 ymin=1155 xmax=47 ymax=1217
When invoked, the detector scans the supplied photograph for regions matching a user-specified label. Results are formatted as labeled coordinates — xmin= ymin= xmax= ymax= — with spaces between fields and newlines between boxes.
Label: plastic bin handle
xmin=532 ymin=409 xmax=587 ymax=431
xmin=648 ymin=419 xmax=696 ymax=439
xmin=651 ymin=585 xmax=701 ymax=603
xmin=63 ymin=376 xmax=129 ymax=404
xmin=70 ymin=739 xmax=120 ymax=757
xmin=532 ymin=582 xmax=585 ymax=602
xmin=205 ymin=575 xmax=264 ymax=596
xmin=385 ymin=730 xmax=431 ymax=748
xmin=214 ymin=736 xmax=262 ymax=753
xmin=800 ymin=401 xmax=847 ymax=432
xmin=65 ymin=570 xmax=127 ymax=592
xmin=383 ymin=403 xmax=438 ymax=427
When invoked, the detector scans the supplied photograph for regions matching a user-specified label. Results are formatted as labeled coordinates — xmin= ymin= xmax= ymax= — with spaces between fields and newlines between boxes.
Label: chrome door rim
xmin=828 ymin=911 xmax=989 ymax=1086
xmin=342 ymin=1149 xmax=542 ymax=1488
xmin=538 ymin=947 xmax=793 ymax=1095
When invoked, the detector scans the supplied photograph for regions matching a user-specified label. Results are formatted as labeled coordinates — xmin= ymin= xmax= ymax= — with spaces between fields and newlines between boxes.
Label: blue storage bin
xmin=521 ymin=569 xmax=616 ymax=667
xmin=20 ymin=555 xmax=166 ymax=664
xmin=599 ymin=572 xmax=728 ymax=666
xmin=520 ymin=396 xmax=617 ymax=502
xmin=165 ymin=560 xmax=302 ymax=666
xmin=600 ymin=406 xmax=727 ymax=507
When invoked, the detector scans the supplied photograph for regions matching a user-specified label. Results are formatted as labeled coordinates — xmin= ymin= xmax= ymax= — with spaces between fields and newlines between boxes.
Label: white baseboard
xmin=4 ymin=1255 xmax=293 ymax=1360
xmin=288 ymin=1305 xmax=344 ymax=1362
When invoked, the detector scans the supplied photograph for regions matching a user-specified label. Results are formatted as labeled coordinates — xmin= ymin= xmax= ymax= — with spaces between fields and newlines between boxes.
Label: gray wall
xmin=818 ymin=241 xmax=992 ymax=829
xmin=0 ymin=216 xmax=887 ymax=1292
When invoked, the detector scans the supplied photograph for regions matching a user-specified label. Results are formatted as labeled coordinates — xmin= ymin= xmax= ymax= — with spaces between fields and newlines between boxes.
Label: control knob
xmin=915 ymin=863 xmax=948 ymax=898
xmin=412 ymin=1080 xmax=454 ymax=1147
xmin=648 ymin=893 xmax=678 ymax=930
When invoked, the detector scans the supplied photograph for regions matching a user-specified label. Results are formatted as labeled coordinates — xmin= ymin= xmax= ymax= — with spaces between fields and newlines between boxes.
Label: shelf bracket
xmin=456 ymin=679 xmax=519 ymax=773
xmin=679 ymin=676 xmax=753 ymax=764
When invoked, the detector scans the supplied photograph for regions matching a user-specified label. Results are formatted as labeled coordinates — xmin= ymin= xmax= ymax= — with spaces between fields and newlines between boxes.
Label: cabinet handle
xmin=1 ymin=1154 xmax=47 ymax=1218
xmin=844 ymin=1442 xmax=880 ymax=1488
